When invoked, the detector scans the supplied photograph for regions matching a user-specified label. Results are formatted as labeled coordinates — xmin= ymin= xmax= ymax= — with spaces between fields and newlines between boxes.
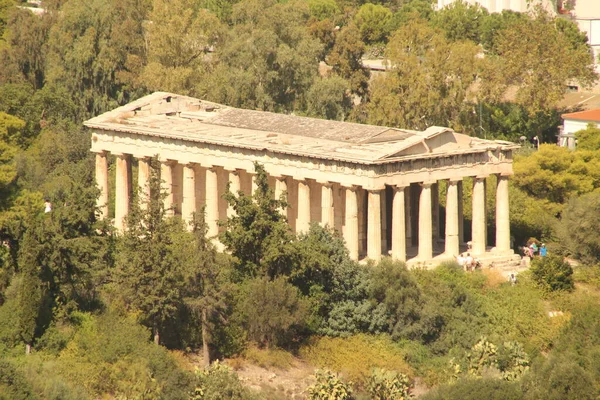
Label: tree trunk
xmin=153 ymin=326 xmax=160 ymax=345
xmin=201 ymin=308 xmax=210 ymax=368
xmin=25 ymin=343 xmax=31 ymax=355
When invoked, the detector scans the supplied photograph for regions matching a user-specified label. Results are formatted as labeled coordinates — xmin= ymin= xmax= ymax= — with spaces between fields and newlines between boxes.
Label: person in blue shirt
xmin=540 ymin=244 xmax=547 ymax=257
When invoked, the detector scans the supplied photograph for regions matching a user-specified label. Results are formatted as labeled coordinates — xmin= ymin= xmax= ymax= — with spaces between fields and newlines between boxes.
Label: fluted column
xmin=391 ymin=186 xmax=406 ymax=261
xmin=251 ymin=173 xmax=258 ymax=196
xmin=95 ymin=151 xmax=109 ymax=219
xmin=367 ymin=189 xmax=382 ymax=260
xmin=432 ymin=182 xmax=439 ymax=241
xmin=206 ymin=167 xmax=219 ymax=237
xmin=161 ymin=161 xmax=175 ymax=217
xmin=472 ymin=176 xmax=487 ymax=255
xmin=227 ymin=169 xmax=241 ymax=218
xmin=344 ymin=186 xmax=359 ymax=261
xmin=418 ymin=182 xmax=433 ymax=260
xmin=445 ymin=180 xmax=460 ymax=257
xmin=274 ymin=176 xmax=288 ymax=216
xmin=115 ymin=153 xmax=131 ymax=231
xmin=296 ymin=179 xmax=311 ymax=233
xmin=458 ymin=180 xmax=464 ymax=244
xmin=495 ymin=174 xmax=511 ymax=252
xmin=137 ymin=157 xmax=151 ymax=211
xmin=405 ymin=186 xmax=412 ymax=246
xmin=182 ymin=164 xmax=196 ymax=227
xmin=320 ymin=182 xmax=334 ymax=228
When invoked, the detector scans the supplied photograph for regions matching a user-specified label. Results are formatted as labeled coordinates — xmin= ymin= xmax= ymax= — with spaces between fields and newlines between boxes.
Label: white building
xmin=560 ymin=108 xmax=600 ymax=148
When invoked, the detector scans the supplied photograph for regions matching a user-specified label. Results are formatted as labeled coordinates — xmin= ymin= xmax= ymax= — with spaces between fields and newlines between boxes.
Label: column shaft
xmin=391 ymin=186 xmax=406 ymax=261
xmin=296 ymin=180 xmax=311 ymax=233
xmin=432 ymin=182 xmax=439 ymax=241
xmin=275 ymin=176 xmax=288 ymax=217
xmin=367 ymin=189 xmax=382 ymax=260
xmin=115 ymin=154 xmax=131 ymax=231
xmin=445 ymin=180 xmax=460 ymax=256
xmin=321 ymin=183 xmax=335 ymax=228
xmin=161 ymin=161 xmax=174 ymax=217
xmin=182 ymin=164 xmax=196 ymax=227
xmin=206 ymin=168 xmax=219 ymax=237
xmin=458 ymin=180 xmax=464 ymax=243
xmin=344 ymin=187 xmax=359 ymax=260
xmin=472 ymin=177 xmax=487 ymax=255
xmin=495 ymin=175 xmax=511 ymax=252
xmin=405 ymin=186 xmax=412 ymax=245
xmin=95 ymin=152 xmax=109 ymax=219
xmin=137 ymin=157 xmax=150 ymax=211
xmin=418 ymin=183 xmax=433 ymax=260
xmin=228 ymin=170 xmax=241 ymax=218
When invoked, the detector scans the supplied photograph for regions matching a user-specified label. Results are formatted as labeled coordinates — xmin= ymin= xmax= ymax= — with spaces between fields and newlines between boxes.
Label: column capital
xmin=112 ymin=152 xmax=130 ymax=158
xmin=393 ymin=184 xmax=409 ymax=191
xmin=497 ymin=172 xmax=512 ymax=178
xmin=91 ymin=149 xmax=108 ymax=155
xmin=420 ymin=180 xmax=436 ymax=187
xmin=317 ymin=180 xmax=335 ymax=187
xmin=340 ymin=183 xmax=360 ymax=190
xmin=474 ymin=175 xmax=489 ymax=181
xmin=447 ymin=178 xmax=462 ymax=184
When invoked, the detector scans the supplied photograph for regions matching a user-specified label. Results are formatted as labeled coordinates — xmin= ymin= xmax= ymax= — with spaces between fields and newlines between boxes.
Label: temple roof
xmin=85 ymin=92 xmax=517 ymax=164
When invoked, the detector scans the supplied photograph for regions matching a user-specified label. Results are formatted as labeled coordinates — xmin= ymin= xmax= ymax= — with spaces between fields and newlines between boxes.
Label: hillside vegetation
xmin=1 ymin=0 xmax=600 ymax=398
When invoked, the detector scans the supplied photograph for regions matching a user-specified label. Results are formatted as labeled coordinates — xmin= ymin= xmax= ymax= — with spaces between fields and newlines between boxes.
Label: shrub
xmin=243 ymin=345 xmax=295 ymax=370
xmin=365 ymin=368 xmax=411 ymax=400
xmin=530 ymin=255 xmax=574 ymax=292
xmin=239 ymin=277 xmax=309 ymax=349
xmin=307 ymin=369 xmax=353 ymax=400
xmin=193 ymin=361 xmax=258 ymax=400
xmin=0 ymin=360 xmax=37 ymax=400
xmin=421 ymin=377 xmax=523 ymax=400
xmin=299 ymin=335 xmax=412 ymax=385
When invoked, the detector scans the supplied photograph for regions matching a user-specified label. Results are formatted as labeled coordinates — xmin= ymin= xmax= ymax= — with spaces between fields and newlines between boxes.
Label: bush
xmin=530 ymin=255 xmax=574 ymax=292
xmin=299 ymin=335 xmax=412 ymax=385
xmin=307 ymin=369 xmax=353 ymax=400
xmin=0 ymin=360 xmax=37 ymax=400
xmin=421 ymin=377 xmax=523 ymax=400
xmin=243 ymin=345 xmax=294 ymax=370
xmin=365 ymin=368 xmax=411 ymax=400
xmin=194 ymin=361 xmax=258 ymax=400
xmin=239 ymin=277 xmax=309 ymax=349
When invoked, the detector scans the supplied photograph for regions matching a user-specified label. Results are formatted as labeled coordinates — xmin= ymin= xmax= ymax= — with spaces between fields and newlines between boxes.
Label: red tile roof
xmin=562 ymin=108 xmax=600 ymax=122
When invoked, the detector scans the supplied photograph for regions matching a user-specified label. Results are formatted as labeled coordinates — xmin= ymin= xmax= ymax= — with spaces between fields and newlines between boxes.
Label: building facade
xmin=85 ymin=92 xmax=518 ymax=266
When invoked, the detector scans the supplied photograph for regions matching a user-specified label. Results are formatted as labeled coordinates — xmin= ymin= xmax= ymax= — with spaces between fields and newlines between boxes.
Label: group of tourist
xmin=522 ymin=241 xmax=547 ymax=258
xmin=456 ymin=253 xmax=480 ymax=272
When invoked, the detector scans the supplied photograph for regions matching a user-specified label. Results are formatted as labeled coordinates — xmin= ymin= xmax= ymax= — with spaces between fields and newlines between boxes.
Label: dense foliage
xmin=1 ymin=0 xmax=600 ymax=398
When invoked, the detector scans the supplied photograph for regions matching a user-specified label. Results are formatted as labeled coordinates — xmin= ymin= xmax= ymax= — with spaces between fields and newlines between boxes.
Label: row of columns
xmin=95 ymin=151 xmax=511 ymax=262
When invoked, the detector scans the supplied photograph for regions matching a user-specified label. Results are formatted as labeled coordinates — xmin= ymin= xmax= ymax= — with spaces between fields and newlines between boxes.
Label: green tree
xmin=220 ymin=162 xmax=296 ymax=279
xmin=183 ymin=212 xmax=231 ymax=366
xmin=556 ymin=192 xmax=600 ymax=264
xmin=114 ymin=157 xmax=188 ymax=344
xmin=45 ymin=0 xmax=149 ymax=119
xmin=368 ymin=20 xmax=479 ymax=130
xmin=326 ymin=24 xmax=369 ymax=97
xmin=354 ymin=3 xmax=393 ymax=44
xmin=141 ymin=0 xmax=222 ymax=95
xmin=239 ymin=276 xmax=309 ymax=348
xmin=305 ymin=76 xmax=352 ymax=120
xmin=480 ymin=11 xmax=597 ymax=115
xmin=573 ymin=124 xmax=600 ymax=150
xmin=431 ymin=0 xmax=488 ymax=43
xmin=529 ymin=255 xmax=574 ymax=292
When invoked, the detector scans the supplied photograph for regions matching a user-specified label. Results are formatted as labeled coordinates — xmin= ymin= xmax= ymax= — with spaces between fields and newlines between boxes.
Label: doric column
xmin=367 ymin=189 xmax=382 ymax=260
xmin=391 ymin=185 xmax=406 ymax=261
xmin=344 ymin=186 xmax=359 ymax=261
xmin=137 ymin=157 xmax=151 ymax=211
xmin=251 ymin=173 xmax=258 ymax=196
xmin=380 ymin=189 xmax=388 ymax=253
xmin=161 ymin=160 xmax=175 ymax=217
xmin=458 ymin=180 xmax=464 ymax=244
xmin=296 ymin=179 xmax=311 ymax=233
xmin=472 ymin=176 xmax=487 ymax=255
xmin=274 ymin=176 xmax=288 ymax=217
xmin=418 ymin=182 xmax=433 ymax=260
xmin=320 ymin=182 xmax=334 ymax=228
xmin=445 ymin=180 xmax=460 ymax=257
xmin=405 ymin=185 xmax=412 ymax=246
xmin=115 ymin=153 xmax=131 ymax=231
xmin=227 ymin=169 xmax=241 ymax=218
xmin=95 ymin=151 xmax=109 ymax=219
xmin=205 ymin=167 xmax=219 ymax=237
xmin=432 ymin=182 xmax=439 ymax=241
xmin=181 ymin=163 xmax=196 ymax=227
xmin=495 ymin=174 xmax=511 ymax=252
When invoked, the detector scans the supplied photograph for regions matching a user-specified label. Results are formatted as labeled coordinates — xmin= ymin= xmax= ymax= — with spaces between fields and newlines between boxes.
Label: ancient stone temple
xmin=85 ymin=92 xmax=518 ymax=266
